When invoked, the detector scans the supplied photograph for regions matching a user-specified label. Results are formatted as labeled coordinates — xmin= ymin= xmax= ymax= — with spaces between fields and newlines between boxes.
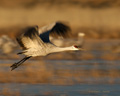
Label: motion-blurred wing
xmin=38 ymin=22 xmax=71 ymax=43
xmin=16 ymin=26 xmax=44 ymax=50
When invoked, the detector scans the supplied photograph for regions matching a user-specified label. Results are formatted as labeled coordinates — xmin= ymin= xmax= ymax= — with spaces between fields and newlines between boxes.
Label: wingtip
xmin=50 ymin=21 xmax=71 ymax=38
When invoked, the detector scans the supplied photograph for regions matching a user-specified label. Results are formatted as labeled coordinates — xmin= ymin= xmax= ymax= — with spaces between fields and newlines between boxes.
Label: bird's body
xmin=11 ymin=22 xmax=83 ymax=71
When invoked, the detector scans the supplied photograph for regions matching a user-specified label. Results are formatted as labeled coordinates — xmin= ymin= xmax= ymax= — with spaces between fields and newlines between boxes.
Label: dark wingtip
xmin=24 ymin=26 xmax=39 ymax=39
xmin=16 ymin=25 xmax=39 ymax=49
xmin=50 ymin=22 xmax=71 ymax=38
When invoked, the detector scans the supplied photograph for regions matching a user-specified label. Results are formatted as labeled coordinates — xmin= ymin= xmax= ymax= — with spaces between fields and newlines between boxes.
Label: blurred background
xmin=0 ymin=0 xmax=120 ymax=96
xmin=0 ymin=0 xmax=120 ymax=39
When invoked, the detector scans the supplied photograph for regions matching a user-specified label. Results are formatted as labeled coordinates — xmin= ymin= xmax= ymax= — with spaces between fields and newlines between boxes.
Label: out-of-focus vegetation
xmin=0 ymin=1 xmax=120 ymax=93
xmin=0 ymin=0 xmax=120 ymax=39
xmin=0 ymin=0 xmax=120 ymax=8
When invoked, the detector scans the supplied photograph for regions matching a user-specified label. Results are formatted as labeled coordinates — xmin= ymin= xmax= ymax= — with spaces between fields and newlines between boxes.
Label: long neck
xmin=50 ymin=46 xmax=78 ymax=53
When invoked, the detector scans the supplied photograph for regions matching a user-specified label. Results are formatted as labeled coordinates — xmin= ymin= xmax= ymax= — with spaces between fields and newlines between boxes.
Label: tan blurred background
xmin=0 ymin=1 xmax=120 ymax=95
xmin=0 ymin=0 xmax=120 ymax=39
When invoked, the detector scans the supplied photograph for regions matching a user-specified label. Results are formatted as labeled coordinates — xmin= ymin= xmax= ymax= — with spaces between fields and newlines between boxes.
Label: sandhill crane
xmin=0 ymin=35 xmax=17 ymax=54
xmin=50 ymin=37 xmax=64 ymax=47
xmin=10 ymin=22 xmax=84 ymax=71
xmin=77 ymin=32 xmax=85 ymax=47
xmin=50 ymin=32 xmax=85 ymax=47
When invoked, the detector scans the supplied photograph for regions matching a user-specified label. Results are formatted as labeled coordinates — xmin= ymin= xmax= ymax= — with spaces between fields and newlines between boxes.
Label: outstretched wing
xmin=38 ymin=22 xmax=71 ymax=43
xmin=16 ymin=26 xmax=44 ymax=50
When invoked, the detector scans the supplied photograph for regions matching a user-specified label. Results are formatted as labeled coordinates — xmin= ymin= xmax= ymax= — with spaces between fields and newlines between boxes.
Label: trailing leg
xmin=10 ymin=56 xmax=31 ymax=71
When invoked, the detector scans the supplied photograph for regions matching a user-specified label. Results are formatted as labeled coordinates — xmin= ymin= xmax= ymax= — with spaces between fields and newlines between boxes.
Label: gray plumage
xmin=10 ymin=22 xmax=82 ymax=71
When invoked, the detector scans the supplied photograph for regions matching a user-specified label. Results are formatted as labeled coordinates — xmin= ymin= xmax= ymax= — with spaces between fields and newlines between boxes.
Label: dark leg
xmin=10 ymin=56 xmax=31 ymax=71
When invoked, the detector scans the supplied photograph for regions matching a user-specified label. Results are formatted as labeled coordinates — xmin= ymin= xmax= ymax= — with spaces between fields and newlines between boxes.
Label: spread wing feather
xmin=39 ymin=22 xmax=71 ymax=42
xmin=16 ymin=22 xmax=71 ymax=50
xmin=16 ymin=26 xmax=44 ymax=50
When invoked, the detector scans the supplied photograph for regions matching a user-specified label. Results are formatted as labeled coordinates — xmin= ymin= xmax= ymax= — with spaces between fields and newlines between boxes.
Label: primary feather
xmin=39 ymin=22 xmax=71 ymax=42
xmin=10 ymin=22 xmax=81 ymax=71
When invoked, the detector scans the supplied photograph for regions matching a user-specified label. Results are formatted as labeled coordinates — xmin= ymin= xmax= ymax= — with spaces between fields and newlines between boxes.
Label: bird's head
xmin=73 ymin=45 xmax=85 ymax=51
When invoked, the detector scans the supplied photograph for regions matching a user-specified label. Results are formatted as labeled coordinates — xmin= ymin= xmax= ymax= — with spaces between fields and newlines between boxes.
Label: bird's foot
xmin=10 ymin=63 xmax=19 ymax=71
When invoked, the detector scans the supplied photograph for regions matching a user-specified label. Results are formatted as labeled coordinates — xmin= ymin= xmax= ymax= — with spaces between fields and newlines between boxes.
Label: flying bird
xmin=0 ymin=35 xmax=17 ymax=54
xmin=10 ymin=22 xmax=83 ymax=71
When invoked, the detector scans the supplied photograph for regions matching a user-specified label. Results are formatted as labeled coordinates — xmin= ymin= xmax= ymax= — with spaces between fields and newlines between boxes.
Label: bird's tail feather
xmin=17 ymin=51 xmax=27 ymax=55
xmin=10 ymin=56 xmax=31 ymax=71
xmin=17 ymin=52 xmax=24 ymax=55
